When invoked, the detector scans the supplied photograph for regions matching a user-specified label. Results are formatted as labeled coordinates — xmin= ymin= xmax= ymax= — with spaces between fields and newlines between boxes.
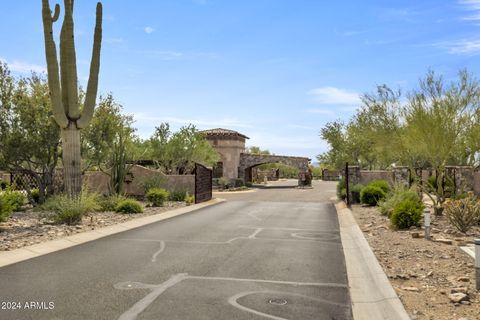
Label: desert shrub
xmin=30 ymin=188 xmax=40 ymax=204
xmin=2 ymin=190 xmax=25 ymax=212
xmin=367 ymin=180 xmax=390 ymax=194
xmin=390 ymin=199 xmax=424 ymax=229
xmin=42 ymin=192 xmax=100 ymax=225
xmin=146 ymin=188 xmax=169 ymax=207
xmin=115 ymin=199 xmax=143 ymax=214
xmin=426 ymin=175 xmax=454 ymax=194
xmin=444 ymin=193 xmax=480 ymax=233
xmin=231 ymin=179 xmax=245 ymax=188
xmin=218 ymin=177 xmax=230 ymax=189
xmin=141 ymin=174 xmax=166 ymax=193
xmin=360 ymin=186 xmax=386 ymax=206
xmin=351 ymin=184 xmax=364 ymax=204
xmin=337 ymin=178 xmax=347 ymax=200
xmin=379 ymin=186 xmax=420 ymax=216
xmin=169 ymin=190 xmax=187 ymax=202
xmin=185 ymin=193 xmax=195 ymax=205
xmin=98 ymin=194 xmax=128 ymax=212
xmin=0 ymin=195 xmax=14 ymax=222
xmin=245 ymin=181 xmax=253 ymax=188
xmin=0 ymin=180 xmax=9 ymax=190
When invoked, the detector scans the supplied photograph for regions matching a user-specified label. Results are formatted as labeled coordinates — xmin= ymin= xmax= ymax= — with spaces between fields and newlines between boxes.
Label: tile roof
xmin=200 ymin=128 xmax=249 ymax=139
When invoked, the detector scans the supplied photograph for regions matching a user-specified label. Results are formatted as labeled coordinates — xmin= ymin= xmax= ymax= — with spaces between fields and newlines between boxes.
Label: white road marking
xmin=115 ymin=274 xmax=348 ymax=320
xmin=239 ymin=225 xmax=336 ymax=232
xmin=117 ymin=273 xmax=188 ymax=320
xmin=228 ymin=291 xmax=289 ymax=320
xmin=151 ymin=241 xmax=165 ymax=262
xmin=248 ymin=228 xmax=263 ymax=238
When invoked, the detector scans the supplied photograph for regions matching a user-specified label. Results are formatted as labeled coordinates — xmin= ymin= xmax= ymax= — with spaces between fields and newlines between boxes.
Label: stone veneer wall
xmin=205 ymin=136 xmax=246 ymax=179
xmin=83 ymin=165 xmax=194 ymax=196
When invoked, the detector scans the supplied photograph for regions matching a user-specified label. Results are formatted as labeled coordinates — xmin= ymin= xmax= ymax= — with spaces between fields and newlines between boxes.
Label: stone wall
xmin=359 ymin=170 xmax=394 ymax=185
xmin=206 ymin=137 xmax=245 ymax=179
xmin=83 ymin=165 xmax=194 ymax=196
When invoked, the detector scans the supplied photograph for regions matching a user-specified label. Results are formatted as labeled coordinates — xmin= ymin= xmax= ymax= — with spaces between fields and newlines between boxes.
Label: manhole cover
xmin=268 ymin=298 xmax=287 ymax=306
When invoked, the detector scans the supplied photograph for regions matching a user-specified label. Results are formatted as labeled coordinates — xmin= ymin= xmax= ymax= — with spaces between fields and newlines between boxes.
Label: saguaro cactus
xmin=41 ymin=0 xmax=102 ymax=197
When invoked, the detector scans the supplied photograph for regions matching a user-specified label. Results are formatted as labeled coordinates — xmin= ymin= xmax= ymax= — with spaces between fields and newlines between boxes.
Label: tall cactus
xmin=41 ymin=0 xmax=102 ymax=197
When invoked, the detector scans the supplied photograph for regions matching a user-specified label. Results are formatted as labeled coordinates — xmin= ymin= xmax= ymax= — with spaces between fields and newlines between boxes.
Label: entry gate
xmin=194 ymin=163 xmax=212 ymax=204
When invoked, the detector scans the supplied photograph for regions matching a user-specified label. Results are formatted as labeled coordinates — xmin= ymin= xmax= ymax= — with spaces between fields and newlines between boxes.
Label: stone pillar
xmin=393 ymin=166 xmax=410 ymax=188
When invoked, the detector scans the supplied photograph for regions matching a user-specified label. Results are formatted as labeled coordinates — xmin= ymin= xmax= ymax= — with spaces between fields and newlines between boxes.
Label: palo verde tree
xmin=41 ymin=0 xmax=102 ymax=197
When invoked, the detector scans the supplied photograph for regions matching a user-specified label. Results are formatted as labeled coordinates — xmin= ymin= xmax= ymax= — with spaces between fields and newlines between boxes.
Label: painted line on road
xmin=116 ymin=273 xmax=348 ymax=320
xmin=248 ymin=228 xmax=263 ymax=238
xmin=151 ymin=241 xmax=165 ymax=262
xmin=228 ymin=290 xmax=350 ymax=320
xmin=118 ymin=273 xmax=188 ymax=320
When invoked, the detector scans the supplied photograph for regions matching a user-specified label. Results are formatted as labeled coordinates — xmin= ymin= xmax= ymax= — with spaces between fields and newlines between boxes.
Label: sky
xmin=1 ymin=1 xmax=480 ymax=161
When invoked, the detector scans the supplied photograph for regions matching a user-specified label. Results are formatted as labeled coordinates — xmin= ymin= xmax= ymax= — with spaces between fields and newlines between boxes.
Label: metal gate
xmin=195 ymin=163 xmax=212 ymax=204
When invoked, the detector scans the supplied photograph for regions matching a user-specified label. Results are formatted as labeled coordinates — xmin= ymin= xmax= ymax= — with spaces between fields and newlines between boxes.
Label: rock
xmin=440 ymin=255 xmax=451 ymax=259
xmin=411 ymin=232 xmax=420 ymax=238
xmin=451 ymin=287 xmax=468 ymax=294
xmin=457 ymin=276 xmax=469 ymax=282
xmin=435 ymin=238 xmax=453 ymax=245
xmin=448 ymin=292 xmax=469 ymax=303
xmin=439 ymin=289 xmax=447 ymax=295
xmin=401 ymin=286 xmax=420 ymax=292
xmin=426 ymin=271 xmax=433 ymax=277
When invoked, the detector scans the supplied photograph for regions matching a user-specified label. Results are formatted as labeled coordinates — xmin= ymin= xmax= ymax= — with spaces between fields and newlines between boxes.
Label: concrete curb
xmin=332 ymin=198 xmax=410 ymax=320
xmin=0 ymin=198 xmax=226 ymax=268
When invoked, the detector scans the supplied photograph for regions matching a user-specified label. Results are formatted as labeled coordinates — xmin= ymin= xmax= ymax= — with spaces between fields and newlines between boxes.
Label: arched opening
xmin=249 ymin=162 xmax=300 ymax=183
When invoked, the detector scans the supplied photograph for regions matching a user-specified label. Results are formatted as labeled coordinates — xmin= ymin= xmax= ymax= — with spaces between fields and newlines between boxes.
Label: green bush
xmin=379 ymin=186 xmax=420 ymax=216
xmin=42 ymin=192 xmax=100 ymax=225
xmin=146 ymin=188 xmax=169 ymax=207
xmin=367 ymin=180 xmax=390 ymax=194
xmin=351 ymin=184 xmax=364 ymax=204
xmin=444 ymin=193 xmax=480 ymax=233
xmin=0 ymin=180 xmax=9 ymax=190
xmin=218 ymin=177 xmax=230 ymax=189
xmin=185 ymin=193 xmax=195 ymax=205
xmin=115 ymin=199 xmax=143 ymax=214
xmin=98 ymin=194 xmax=128 ymax=212
xmin=337 ymin=178 xmax=347 ymax=200
xmin=169 ymin=190 xmax=187 ymax=202
xmin=360 ymin=186 xmax=386 ymax=206
xmin=0 ymin=195 xmax=14 ymax=222
xmin=390 ymin=199 xmax=424 ymax=229
xmin=30 ymin=188 xmax=40 ymax=204
xmin=231 ymin=178 xmax=245 ymax=188
xmin=2 ymin=190 xmax=25 ymax=212
xmin=141 ymin=174 xmax=166 ymax=193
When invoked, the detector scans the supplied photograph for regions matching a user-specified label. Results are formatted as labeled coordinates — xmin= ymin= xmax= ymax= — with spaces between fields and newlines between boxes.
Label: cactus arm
xmin=61 ymin=0 xmax=79 ymax=119
xmin=41 ymin=0 xmax=68 ymax=128
xmin=77 ymin=2 xmax=102 ymax=129
xmin=52 ymin=4 xmax=60 ymax=22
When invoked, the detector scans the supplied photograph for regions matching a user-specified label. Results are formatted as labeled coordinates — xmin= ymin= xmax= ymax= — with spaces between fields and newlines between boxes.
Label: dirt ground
xmin=351 ymin=204 xmax=480 ymax=320
xmin=0 ymin=202 xmax=185 ymax=251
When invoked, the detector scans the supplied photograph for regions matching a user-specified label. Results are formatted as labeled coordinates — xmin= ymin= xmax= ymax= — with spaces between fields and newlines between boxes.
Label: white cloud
xmin=307 ymin=87 xmax=361 ymax=105
xmin=133 ymin=113 xmax=253 ymax=129
xmin=144 ymin=26 xmax=155 ymax=34
xmin=434 ymin=38 xmax=480 ymax=55
xmin=0 ymin=57 xmax=46 ymax=74
xmin=459 ymin=0 xmax=480 ymax=21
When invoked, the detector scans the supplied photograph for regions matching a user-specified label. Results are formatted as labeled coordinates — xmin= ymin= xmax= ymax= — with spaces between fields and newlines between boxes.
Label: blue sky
xmin=1 ymin=1 xmax=480 ymax=161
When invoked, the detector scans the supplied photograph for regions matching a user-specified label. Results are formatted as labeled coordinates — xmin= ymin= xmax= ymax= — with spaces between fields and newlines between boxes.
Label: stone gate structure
xmin=238 ymin=154 xmax=310 ymax=183
xmin=201 ymin=128 xmax=311 ymax=186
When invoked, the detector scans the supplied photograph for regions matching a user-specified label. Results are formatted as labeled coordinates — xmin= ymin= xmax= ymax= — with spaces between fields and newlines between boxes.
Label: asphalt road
xmin=0 ymin=180 xmax=352 ymax=320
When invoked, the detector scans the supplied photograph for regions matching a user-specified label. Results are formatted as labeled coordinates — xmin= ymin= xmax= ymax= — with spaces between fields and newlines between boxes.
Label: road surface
xmin=0 ymin=180 xmax=352 ymax=319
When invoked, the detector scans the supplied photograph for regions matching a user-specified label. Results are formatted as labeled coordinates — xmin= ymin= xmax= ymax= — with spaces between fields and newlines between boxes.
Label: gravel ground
xmin=0 ymin=202 xmax=186 ymax=251
xmin=351 ymin=204 xmax=480 ymax=320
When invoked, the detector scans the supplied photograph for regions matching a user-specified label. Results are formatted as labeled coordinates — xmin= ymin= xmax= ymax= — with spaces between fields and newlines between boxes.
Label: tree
xmin=402 ymin=70 xmax=480 ymax=213
xmin=0 ymin=62 xmax=61 ymax=204
xmin=247 ymin=146 xmax=270 ymax=155
xmin=41 ymin=0 xmax=102 ymax=198
xmin=81 ymin=94 xmax=137 ymax=194
xmin=146 ymin=123 xmax=220 ymax=174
